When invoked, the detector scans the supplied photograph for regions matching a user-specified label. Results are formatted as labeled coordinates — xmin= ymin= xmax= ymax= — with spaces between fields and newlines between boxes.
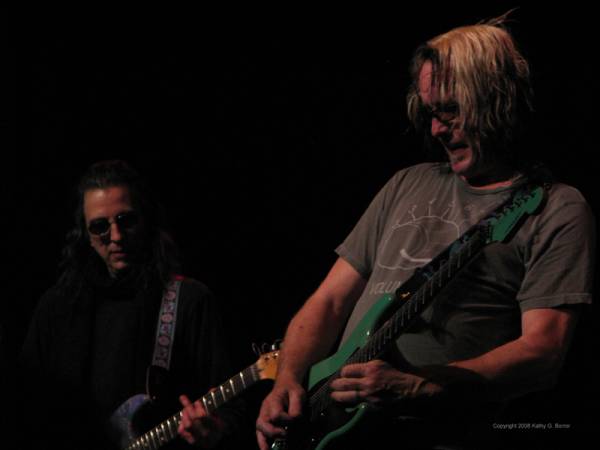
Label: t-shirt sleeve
xmin=517 ymin=187 xmax=596 ymax=311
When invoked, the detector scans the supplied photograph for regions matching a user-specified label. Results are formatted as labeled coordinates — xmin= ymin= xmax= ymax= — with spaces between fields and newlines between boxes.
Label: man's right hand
xmin=255 ymin=379 xmax=306 ymax=450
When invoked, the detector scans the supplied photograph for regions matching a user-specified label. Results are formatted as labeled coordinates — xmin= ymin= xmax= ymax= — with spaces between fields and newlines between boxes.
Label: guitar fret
xmin=251 ymin=365 xmax=260 ymax=382
xmin=170 ymin=413 xmax=181 ymax=438
xmin=155 ymin=427 xmax=162 ymax=446
xmin=216 ymin=385 xmax=226 ymax=405
xmin=229 ymin=378 xmax=237 ymax=396
xmin=150 ymin=429 xmax=159 ymax=449
xmin=210 ymin=389 xmax=219 ymax=410
xmin=160 ymin=422 xmax=168 ymax=443
xmin=220 ymin=384 xmax=228 ymax=402
xmin=234 ymin=372 xmax=245 ymax=393
xmin=240 ymin=370 xmax=247 ymax=389
xmin=162 ymin=418 xmax=171 ymax=441
xmin=202 ymin=395 xmax=210 ymax=413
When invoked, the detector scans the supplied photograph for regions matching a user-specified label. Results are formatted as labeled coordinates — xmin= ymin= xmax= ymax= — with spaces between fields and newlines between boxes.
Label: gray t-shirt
xmin=337 ymin=163 xmax=595 ymax=368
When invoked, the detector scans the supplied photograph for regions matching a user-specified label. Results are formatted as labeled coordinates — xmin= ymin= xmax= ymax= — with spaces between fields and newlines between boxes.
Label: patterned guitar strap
xmin=146 ymin=276 xmax=183 ymax=400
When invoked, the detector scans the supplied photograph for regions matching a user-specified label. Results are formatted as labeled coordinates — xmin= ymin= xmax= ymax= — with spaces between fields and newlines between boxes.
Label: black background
xmin=7 ymin=3 xmax=599 ymax=447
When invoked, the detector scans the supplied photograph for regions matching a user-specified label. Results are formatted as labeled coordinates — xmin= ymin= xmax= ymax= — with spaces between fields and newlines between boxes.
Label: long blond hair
xmin=407 ymin=13 xmax=533 ymax=156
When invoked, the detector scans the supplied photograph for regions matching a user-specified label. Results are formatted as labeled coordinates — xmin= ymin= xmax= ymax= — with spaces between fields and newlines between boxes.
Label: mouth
xmin=110 ymin=250 xmax=128 ymax=259
xmin=445 ymin=142 xmax=469 ymax=151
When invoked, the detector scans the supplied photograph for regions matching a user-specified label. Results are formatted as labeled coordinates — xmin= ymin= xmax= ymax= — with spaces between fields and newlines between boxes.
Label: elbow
xmin=523 ymin=340 xmax=568 ymax=390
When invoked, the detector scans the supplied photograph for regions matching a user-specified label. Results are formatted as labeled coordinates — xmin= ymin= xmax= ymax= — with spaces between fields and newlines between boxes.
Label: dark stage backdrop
xmin=8 ymin=4 xmax=598 ymax=448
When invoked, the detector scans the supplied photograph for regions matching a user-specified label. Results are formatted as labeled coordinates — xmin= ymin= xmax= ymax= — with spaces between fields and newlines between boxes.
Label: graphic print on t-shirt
xmin=377 ymin=200 xmax=462 ymax=271
xmin=368 ymin=199 xmax=496 ymax=296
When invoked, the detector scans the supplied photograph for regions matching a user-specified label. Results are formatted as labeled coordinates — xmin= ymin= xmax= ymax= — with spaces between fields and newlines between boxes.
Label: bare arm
xmin=277 ymin=257 xmax=367 ymax=383
xmin=330 ymin=306 xmax=580 ymax=405
xmin=444 ymin=306 xmax=579 ymax=397
xmin=256 ymin=257 xmax=366 ymax=449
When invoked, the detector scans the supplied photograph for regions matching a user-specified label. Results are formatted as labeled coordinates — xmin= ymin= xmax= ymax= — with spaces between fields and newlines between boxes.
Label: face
xmin=83 ymin=185 xmax=143 ymax=277
xmin=418 ymin=60 xmax=481 ymax=180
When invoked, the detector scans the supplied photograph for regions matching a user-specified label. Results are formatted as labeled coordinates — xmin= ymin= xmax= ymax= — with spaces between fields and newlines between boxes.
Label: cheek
xmin=89 ymin=238 xmax=108 ymax=256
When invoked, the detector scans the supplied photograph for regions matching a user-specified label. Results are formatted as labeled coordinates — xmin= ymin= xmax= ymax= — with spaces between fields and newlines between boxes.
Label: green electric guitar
xmin=272 ymin=186 xmax=546 ymax=450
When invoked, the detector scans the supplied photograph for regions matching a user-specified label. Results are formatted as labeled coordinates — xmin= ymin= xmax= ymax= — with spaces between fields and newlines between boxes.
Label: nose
xmin=431 ymin=117 xmax=450 ymax=138
xmin=109 ymin=222 xmax=123 ymax=242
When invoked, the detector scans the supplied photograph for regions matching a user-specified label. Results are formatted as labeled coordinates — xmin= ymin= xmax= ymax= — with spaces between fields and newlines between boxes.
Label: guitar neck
xmin=308 ymin=228 xmax=486 ymax=417
xmin=124 ymin=364 xmax=262 ymax=450
xmin=355 ymin=228 xmax=486 ymax=362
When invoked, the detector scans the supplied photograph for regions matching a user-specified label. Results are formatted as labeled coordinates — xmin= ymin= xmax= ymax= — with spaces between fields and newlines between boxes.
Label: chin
xmin=109 ymin=263 xmax=131 ymax=277
xmin=448 ymin=144 xmax=481 ymax=175
xmin=449 ymin=157 xmax=473 ymax=176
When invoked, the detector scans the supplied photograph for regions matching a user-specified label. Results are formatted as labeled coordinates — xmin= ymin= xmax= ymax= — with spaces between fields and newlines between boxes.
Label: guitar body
xmin=273 ymin=293 xmax=396 ymax=450
xmin=308 ymin=293 xmax=395 ymax=390
xmin=107 ymin=394 xmax=152 ymax=449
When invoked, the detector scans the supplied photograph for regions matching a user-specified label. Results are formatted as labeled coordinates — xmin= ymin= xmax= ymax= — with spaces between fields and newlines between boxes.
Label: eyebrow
xmin=424 ymin=101 xmax=459 ymax=112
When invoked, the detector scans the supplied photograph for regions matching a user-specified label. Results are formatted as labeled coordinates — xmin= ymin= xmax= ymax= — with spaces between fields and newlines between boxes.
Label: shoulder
xmin=539 ymin=183 xmax=595 ymax=224
xmin=390 ymin=162 xmax=450 ymax=183
xmin=546 ymin=183 xmax=592 ymax=207
xmin=173 ymin=276 xmax=218 ymax=312
xmin=521 ymin=182 xmax=596 ymax=246
xmin=26 ymin=285 xmax=74 ymax=330
xmin=176 ymin=276 xmax=213 ymax=297
xmin=33 ymin=286 xmax=68 ymax=315
xmin=378 ymin=162 xmax=454 ymax=201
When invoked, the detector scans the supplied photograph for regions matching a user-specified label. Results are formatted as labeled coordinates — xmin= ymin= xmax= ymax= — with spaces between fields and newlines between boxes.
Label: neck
xmin=461 ymin=164 xmax=521 ymax=190
xmin=461 ymin=173 xmax=520 ymax=190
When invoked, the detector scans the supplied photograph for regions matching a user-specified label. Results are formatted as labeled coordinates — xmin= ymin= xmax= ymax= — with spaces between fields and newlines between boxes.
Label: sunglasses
xmin=422 ymin=102 xmax=459 ymax=127
xmin=87 ymin=211 xmax=140 ymax=236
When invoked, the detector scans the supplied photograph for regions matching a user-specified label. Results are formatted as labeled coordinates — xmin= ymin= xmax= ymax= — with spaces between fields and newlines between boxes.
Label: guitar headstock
xmin=487 ymin=186 xmax=546 ymax=243
xmin=256 ymin=349 xmax=280 ymax=381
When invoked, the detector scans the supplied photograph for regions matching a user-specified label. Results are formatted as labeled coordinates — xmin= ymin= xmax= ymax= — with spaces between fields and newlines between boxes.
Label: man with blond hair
xmin=256 ymin=14 xmax=595 ymax=450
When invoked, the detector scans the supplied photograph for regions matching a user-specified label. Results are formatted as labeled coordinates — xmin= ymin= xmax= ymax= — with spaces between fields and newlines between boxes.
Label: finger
xmin=179 ymin=409 xmax=192 ymax=429
xmin=330 ymin=377 xmax=362 ymax=392
xmin=257 ymin=430 xmax=269 ymax=450
xmin=286 ymin=389 xmax=305 ymax=419
xmin=180 ymin=429 xmax=195 ymax=445
xmin=256 ymin=417 xmax=287 ymax=438
xmin=340 ymin=363 xmax=366 ymax=378
xmin=179 ymin=394 xmax=192 ymax=407
xmin=192 ymin=399 xmax=208 ymax=418
xmin=331 ymin=388 xmax=362 ymax=404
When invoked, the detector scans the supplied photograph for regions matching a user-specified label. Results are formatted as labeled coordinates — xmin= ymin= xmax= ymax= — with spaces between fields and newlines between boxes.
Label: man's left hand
xmin=329 ymin=360 xmax=443 ymax=406
xmin=178 ymin=394 xmax=226 ymax=448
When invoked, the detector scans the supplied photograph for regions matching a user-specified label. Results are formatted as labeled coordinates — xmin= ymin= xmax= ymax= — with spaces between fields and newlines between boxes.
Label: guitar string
xmin=307 ymin=230 xmax=484 ymax=418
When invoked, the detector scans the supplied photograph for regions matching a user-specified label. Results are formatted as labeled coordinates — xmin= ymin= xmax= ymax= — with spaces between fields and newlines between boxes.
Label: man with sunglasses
xmin=20 ymin=160 xmax=242 ymax=449
xmin=256 ymin=13 xmax=595 ymax=450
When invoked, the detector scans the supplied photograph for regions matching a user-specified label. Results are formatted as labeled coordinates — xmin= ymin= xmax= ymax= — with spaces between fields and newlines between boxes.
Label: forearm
xmin=426 ymin=308 xmax=579 ymax=399
xmin=277 ymin=293 xmax=349 ymax=383
xmin=276 ymin=257 xmax=367 ymax=384
xmin=444 ymin=337 xmax=562 ymax=398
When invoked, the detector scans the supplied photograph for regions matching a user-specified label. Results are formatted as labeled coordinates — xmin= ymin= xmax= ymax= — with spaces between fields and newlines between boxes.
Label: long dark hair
xmin=56 ymin=160 xmax=181 ymax=296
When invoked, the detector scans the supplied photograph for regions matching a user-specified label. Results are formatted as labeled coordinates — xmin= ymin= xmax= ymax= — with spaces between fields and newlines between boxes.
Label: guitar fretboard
xmin=308 ymin=227 xmax=487 ymax=419
xmin=124 ymin=364 xmax=261 ymax=449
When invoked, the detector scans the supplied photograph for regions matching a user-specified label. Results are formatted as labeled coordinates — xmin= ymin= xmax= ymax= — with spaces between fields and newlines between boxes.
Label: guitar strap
xmin=151 ymin=276 xmax=183 ymax=370
xmin=144 ymin=276 xmax=183 ymax=400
